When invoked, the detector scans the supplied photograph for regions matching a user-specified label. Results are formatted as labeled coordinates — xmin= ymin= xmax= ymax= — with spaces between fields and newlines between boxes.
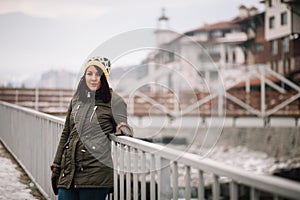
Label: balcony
xmin=216 ymin=32 xmax=248 ymax=43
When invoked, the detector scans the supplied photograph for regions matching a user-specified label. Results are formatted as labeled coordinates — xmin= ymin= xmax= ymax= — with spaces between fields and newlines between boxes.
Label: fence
xmin=0 ymin=101 xmax=300 ymax=199
xmin=1 ymin=87 xmax=299 ymax=117
xmin=0 ymin=88 xmax=72 ymax=115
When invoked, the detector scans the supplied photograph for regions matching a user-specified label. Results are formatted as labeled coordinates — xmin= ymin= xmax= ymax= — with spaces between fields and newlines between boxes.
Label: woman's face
xmin=85 ymin=66 xmax=101 ymax=91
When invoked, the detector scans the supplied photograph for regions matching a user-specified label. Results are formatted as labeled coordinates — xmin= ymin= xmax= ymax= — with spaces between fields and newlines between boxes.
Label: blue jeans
xmin=58 ymin=188 xmax=110 ymax=200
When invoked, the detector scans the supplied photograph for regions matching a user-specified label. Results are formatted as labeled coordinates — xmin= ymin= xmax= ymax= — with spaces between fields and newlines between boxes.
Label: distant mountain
xmin=38 ymin=69 xmax=77 ymax=89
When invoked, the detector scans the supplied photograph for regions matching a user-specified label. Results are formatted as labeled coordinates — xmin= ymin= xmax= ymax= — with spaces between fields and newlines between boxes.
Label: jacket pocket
xmin=60 ymin=141 xmax=70 ymax=169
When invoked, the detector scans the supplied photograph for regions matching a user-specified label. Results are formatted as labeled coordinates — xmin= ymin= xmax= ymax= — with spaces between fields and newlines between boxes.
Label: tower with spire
xmin=154 ymin=8 xmax=178 ymax=46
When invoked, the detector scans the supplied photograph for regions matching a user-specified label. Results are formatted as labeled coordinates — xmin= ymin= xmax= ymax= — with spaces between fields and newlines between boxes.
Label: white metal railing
xmin=1 ymin=101 xmax=300 ymax=200
xmin=111 ymin=134 xmax=300 ymax=200
xmin=0 ymin=101 xmax=64 ymax=200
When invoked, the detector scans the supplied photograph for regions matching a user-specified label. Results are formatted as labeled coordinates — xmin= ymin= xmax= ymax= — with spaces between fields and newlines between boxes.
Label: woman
xmin=51 ymin=56 xmax=133 ymax=200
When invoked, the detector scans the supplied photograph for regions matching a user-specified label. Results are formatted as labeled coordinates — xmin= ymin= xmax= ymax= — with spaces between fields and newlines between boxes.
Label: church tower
xmin=154 ymin=8 xmax=178 ymax=46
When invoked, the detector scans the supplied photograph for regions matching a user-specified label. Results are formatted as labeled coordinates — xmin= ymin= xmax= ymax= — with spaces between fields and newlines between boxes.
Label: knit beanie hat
xmin=84 ymin=56 xmax=111 ymax=81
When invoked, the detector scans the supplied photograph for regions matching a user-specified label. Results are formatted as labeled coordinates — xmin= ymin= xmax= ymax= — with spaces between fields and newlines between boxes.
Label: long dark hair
xmin=73 ymin=66 xmax=111 ymax=103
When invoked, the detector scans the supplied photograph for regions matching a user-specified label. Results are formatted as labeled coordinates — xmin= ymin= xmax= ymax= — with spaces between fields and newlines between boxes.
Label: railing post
xmin=246 ymin=66 xmax=250 ymax=93
xmin=35 ymin=87 xmax=39 ymax=111
xmin=250 ymin=187 xmax=259 ymax=200
xmin=213 ymin=174 xmax=220 ymax=200
xmin=59 ymin=90 xmax=63 ymax=108
xmin=141 ymin=151 xmax=146 ymax=200
xmin=113 ymin=141 xmax=118 ymax=200
xmin=15 ymin=90 xmax=19 ymax=104
xmin=230 ymin=181 xmax=238 ymax=200
xmin=133 ymin=148 xmax=139 ymax=200
xmin=185 ymin=166 xmax=191 ymax=200
xmin=120 ymin=144 xmax=125 ymax=200
xmin=158 ymin=157 xmax=171 ymax=200
xmin=172 ymin=162 xmax=178 ymax=200
xmin=126 ymin=146 xmax=131 ymax=200
xmin=259 ymin=65 xmax=266 ymax=118
xmin=150 ymin=154 xmax=156 ymax=200
xmin=198 ymin=170 xmax=205 ymax=200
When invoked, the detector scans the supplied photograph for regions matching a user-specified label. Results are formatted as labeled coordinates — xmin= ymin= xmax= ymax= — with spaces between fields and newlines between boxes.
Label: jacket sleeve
xmin=52 ymin=101 xmax=73 ymax=165
xmin=111 ymin=93 xmax=128 ymax=124
xmin=111 ymin=93 xmax=133 ymax=137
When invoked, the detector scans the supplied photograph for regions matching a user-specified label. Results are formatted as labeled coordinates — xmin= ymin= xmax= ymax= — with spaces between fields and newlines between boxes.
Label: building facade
xmin=261 ymin=0 xmax=300 ymax=75
xmin=144 ymin=2 xmax=300 ymax=92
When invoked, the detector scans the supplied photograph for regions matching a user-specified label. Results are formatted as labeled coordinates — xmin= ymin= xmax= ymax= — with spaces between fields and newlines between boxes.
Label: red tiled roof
xmin=232 ymin=11 xmax=264 ymax=23
xmin=262 ymin=0 xmax=300 ymax=4
xmin=250 ymin=6 xmax=258 ymax=11
xmin=283 ymin=0 xmax=300 ymax=4
xmin=185 ymin=20 xmax=241 ymax=34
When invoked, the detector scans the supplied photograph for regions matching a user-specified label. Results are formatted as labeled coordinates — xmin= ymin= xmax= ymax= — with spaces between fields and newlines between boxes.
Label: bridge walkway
xmin=0 ymin=101 xmax=300 ymax=200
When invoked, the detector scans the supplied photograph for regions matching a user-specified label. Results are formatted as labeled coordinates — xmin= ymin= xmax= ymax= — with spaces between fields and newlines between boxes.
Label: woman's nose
xmin=91 ymin=74 xmax=97 ymax=80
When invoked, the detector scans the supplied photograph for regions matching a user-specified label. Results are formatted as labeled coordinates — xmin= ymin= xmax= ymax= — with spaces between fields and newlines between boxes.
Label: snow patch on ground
xmin=208 ymin=146 xmax=300 ymax=175
xmin=174 ymin=145 xmax=300 ymax=187
xmin=209 ymin=146 xmax=276 ymax=174
xmin=0 ymin=144 xmax=37 ymax=200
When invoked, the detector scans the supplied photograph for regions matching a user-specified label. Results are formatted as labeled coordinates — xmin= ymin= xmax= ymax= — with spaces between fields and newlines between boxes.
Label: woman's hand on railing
xmin=115 ymin=122 xmax=133 ymax=137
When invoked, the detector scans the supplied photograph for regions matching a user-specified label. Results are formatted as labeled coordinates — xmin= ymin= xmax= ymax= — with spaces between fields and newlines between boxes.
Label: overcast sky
xmin=0 ymin=0 xmax=264 ymax=85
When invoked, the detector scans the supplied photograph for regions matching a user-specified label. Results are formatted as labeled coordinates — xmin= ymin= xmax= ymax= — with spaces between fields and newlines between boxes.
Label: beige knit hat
xmin=84 ymin=56 xmax=111 ymax=81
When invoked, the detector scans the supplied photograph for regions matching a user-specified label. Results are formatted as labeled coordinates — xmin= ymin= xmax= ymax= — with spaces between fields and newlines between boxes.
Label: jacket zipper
xmin=74 ymin=104 xmax=80 ymax=120
xmin=90 ymin=106 xmax=97 ymax=122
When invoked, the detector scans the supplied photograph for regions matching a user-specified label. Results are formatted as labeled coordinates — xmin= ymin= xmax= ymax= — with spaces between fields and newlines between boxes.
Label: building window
xmin=225 ymin=51 xmax=228 ymax=63
xmin=231 ymin=28 xmax=241 ymax=33
xmin=271 ymin=40 xmax=278 ymax=55
xmin=211 ymin=30 xmax=222 ymax=37
xmin=232 ymin=51 xmax=236 ymax=63
xmin=256 ymin=44 xmax=264 ymax=52
xmin=283 ymin=59 xmax=291 ymax=75
xmin=268 ymin=0 xmax=273 ymax=7
xmin=287 ymin=59 xmax=291 ymax=74
xmin=281 ymin=12 xmax=287 ymax=25
xmin=269 ymin=16 xmax=275 ymax=29
xmin=282 ymin=37 xmax=289 ymax=53
xmin=208 ymin=45 xmax=220 ymax=54
xmin=272 ymin=61 xmax=278 ymax=72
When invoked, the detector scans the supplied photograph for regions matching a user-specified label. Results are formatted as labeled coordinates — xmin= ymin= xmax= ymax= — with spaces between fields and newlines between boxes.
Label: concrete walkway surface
xmin=0 ymin=141 xmax=45 ymax=200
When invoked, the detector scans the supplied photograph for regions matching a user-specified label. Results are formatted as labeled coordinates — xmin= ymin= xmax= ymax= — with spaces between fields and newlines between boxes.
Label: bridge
xmin=1 ymin=101 xmax=300 ymax=200
xmin=1 ymin=65 xmax=299 ymax=127
xmin=1 ymin=65 xmax=300 ymax=199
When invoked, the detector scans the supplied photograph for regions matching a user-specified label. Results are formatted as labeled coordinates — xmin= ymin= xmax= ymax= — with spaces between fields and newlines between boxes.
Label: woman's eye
xmin=86 ymin=71 xmax=100 ymax=77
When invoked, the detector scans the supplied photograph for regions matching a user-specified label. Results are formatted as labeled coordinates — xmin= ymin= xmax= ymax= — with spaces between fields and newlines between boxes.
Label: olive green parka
xmin=53 ymin=92 xmax=127 ymax=189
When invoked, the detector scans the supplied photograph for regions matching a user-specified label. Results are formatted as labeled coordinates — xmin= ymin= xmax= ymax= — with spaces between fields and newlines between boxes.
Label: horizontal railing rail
xmin=110 ymin=133 xmax=300 ymax=200
xmin=1 ymin=101 xmax=300 ymax=200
